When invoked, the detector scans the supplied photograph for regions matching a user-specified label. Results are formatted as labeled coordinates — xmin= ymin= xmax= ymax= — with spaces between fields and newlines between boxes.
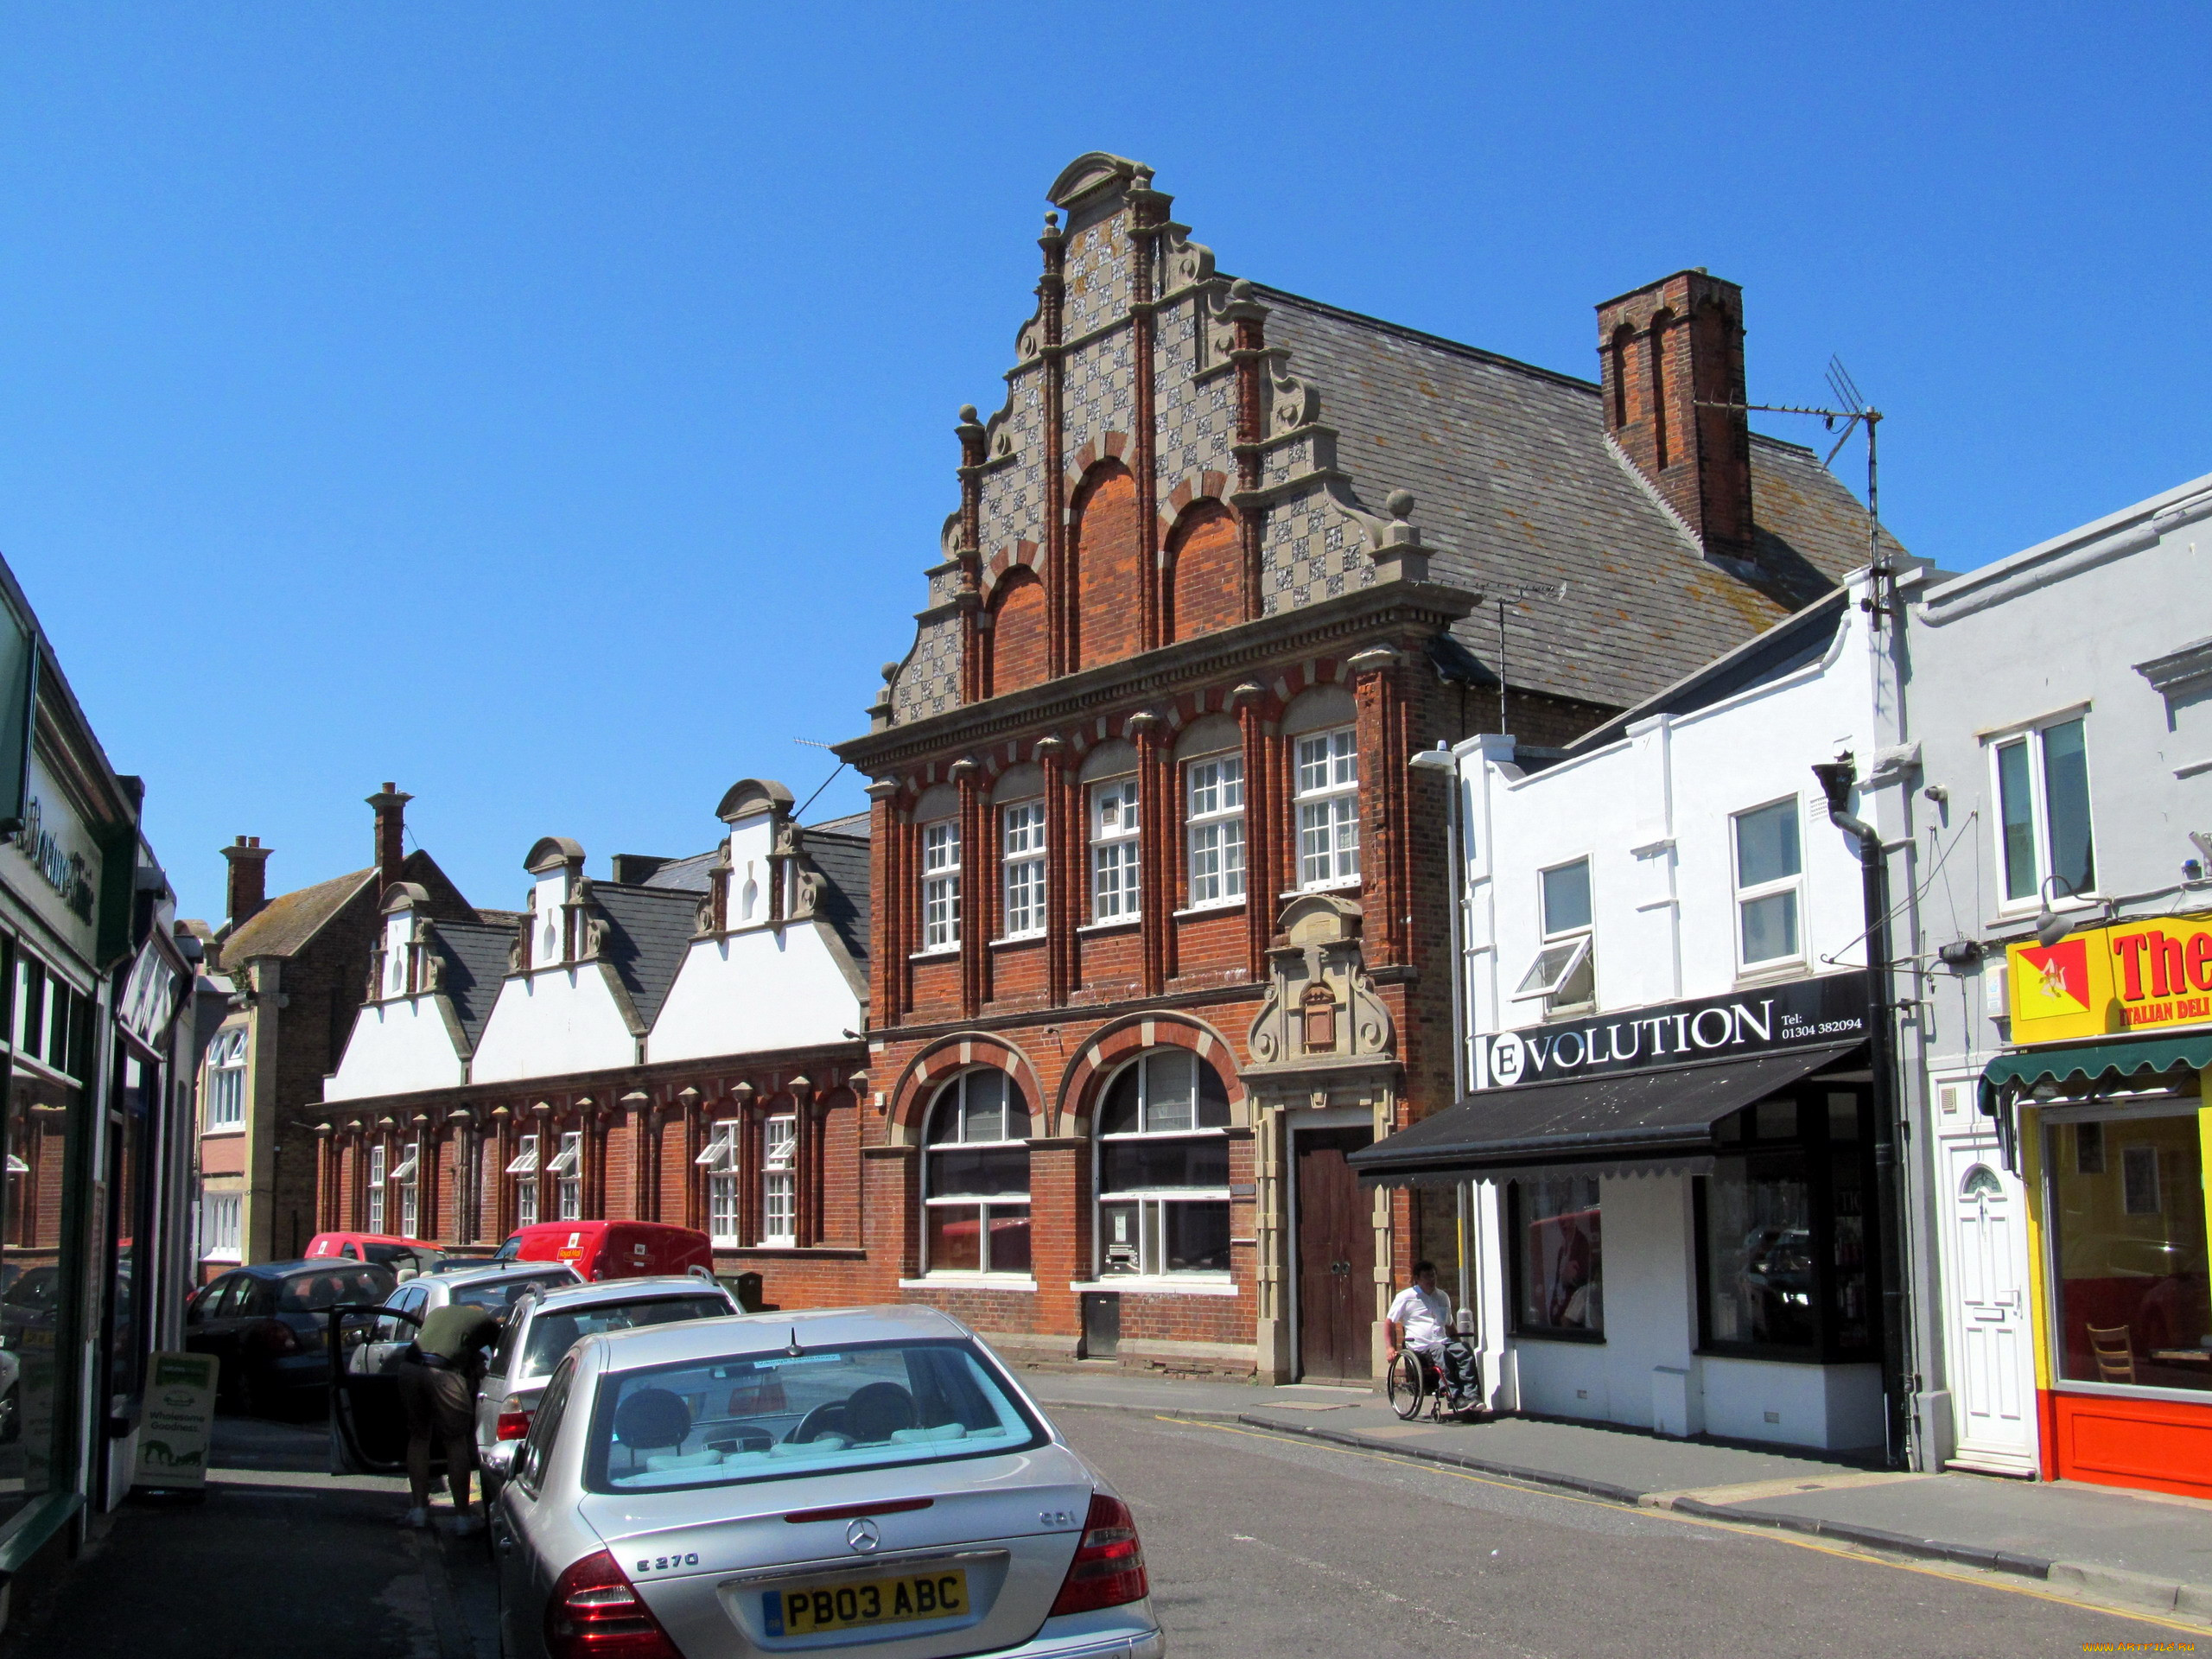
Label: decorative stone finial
xmin=1386 ymin=490 xmax=1415 ymax=521
xmin=958 ymin=404 xmax=979 ymax=424
xmin=1044 ymin=211 xmax=1059 ymax=231
xmin=880 ymin=661 xmax=899 ymax=683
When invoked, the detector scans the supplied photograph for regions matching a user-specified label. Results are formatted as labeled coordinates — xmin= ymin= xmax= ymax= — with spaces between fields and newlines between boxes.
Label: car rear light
xmin=544 ymin=1550 xmax=682 ymax=1658
xmin=248 ymin=1321 xmax=301 ymax=1356
xmin=1049 ymin=1491 xmax=1148 ymax=1617
xmin=495 ymin=1409 xmax=533 ymax=1441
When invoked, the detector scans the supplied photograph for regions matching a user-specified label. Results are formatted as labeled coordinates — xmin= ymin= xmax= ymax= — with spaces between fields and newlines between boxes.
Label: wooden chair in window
xmin=2087 ymin=1323 xmax=2136 ymax=1384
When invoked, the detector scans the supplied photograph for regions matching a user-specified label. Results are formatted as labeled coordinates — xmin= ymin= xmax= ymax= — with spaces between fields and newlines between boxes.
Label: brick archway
xmin=887 ymin=1031 xmax=1048 ymax=1147
xmin=1053 ymin=1012 xmax=1244 ymax=1139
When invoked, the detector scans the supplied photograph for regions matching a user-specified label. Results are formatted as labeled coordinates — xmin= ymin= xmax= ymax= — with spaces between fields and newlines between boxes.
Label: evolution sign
xmin=1480 ymin=972 xmax=1871 ymax=1090
xmin=2007 ymin=911 xmax=2212 ymax=1045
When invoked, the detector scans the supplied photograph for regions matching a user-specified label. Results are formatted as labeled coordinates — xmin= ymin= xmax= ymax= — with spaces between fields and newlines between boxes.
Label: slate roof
xmin=590 ymin=884 xmax=701 ymax=1033
xmin=805 ymin=810 xmax=872 ymax=838
xmin=1566 ymin=588 xmax=1851 ymax=754
xmin=804 ymin=829 xmax=872 ymax=968
xmin=1253 ymin=285 xmax=1907 ymax=714
xmin=220 ymin=868 xmax=375 ymax=963
xmin=640 ymin=851 xmax=719 ymax=893
xmin=425 ymin=918 xmax=515 ymax=1053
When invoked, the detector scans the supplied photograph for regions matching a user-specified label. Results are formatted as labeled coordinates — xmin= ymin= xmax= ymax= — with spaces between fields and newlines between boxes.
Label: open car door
xmin=327 ymin=1302 xmax=427 ymax=1478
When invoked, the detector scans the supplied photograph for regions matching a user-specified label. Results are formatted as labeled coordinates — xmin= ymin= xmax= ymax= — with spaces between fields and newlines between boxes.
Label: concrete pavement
xmin=1018 ymin=1363 xmax=2212 ymax=1618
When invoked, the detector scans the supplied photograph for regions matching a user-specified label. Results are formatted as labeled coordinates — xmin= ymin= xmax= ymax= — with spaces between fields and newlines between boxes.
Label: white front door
xmin=1943 ymin=1137 xmax=2037 ymax=1470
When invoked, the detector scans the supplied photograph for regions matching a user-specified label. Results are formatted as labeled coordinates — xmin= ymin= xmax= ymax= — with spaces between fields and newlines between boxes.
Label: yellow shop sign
xmin=2006 ymin=911 xmax=2212 ymax=1043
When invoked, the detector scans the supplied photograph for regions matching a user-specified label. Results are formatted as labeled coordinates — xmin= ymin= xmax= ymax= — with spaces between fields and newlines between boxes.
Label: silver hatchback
xmin=492 ymin=1304 xmax=1164 ymax=1659
xmin=478 ymin=1274 xmax=740 ymax=1497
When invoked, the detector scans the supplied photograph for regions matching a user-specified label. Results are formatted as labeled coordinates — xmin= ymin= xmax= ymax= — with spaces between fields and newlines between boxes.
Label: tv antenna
xmin=1698 ymin=355 xmax=1892 ymax=626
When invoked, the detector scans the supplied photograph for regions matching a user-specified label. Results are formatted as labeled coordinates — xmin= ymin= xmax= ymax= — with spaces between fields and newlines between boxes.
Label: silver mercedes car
xmin=491 ymin=1304 xmax=1164 ymax=1659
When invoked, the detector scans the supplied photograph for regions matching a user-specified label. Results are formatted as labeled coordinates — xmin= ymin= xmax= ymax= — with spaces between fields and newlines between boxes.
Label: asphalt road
xmin=1052 ymin=1406 xmax=2202 ymax=1659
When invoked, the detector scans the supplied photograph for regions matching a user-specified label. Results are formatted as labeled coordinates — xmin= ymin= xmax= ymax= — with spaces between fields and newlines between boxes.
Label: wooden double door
xmin=1294 ymin=1127 xmax=1376 ymax=1382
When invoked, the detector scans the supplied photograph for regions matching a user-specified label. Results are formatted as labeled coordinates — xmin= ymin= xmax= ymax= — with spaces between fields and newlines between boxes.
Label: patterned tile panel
xmin=1064 ymin=327 xmax=1136 ymax=461
xmin=978 ymin=365 xmax=1046 ymax=557
xmin=891 ymin=614 xmax=963 ymax=725
xmin=1063 ymin=214 xmax=1132 ymax=340
xmin=1154 ymin=296 xmax=1236 ymax=496
xmin=1258 ymin=486 xmax=1376 ymax=618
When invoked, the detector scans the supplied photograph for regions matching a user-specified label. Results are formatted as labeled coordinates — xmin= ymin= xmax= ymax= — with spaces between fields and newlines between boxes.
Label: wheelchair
xmin=1384 ymin=1339 xmax=1482 ymax=1422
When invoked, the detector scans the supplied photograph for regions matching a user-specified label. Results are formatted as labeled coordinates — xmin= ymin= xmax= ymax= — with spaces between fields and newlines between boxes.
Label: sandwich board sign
xmin=133 ymin=1351 xmax=218 ymax=1491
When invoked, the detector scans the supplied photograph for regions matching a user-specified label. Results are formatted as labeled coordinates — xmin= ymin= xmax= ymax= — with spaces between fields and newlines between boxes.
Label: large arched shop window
xmin=1096 ymin=1048 xmax=1231 ymax=1278
xmin=923 ymin=1070 xmax=1032 ymax=1275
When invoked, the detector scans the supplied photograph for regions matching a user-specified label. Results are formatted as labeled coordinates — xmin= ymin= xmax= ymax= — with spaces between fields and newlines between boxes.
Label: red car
xmin=304 ymin=1231 xmax=444 ymax=1274
xmin=492 ymin=1219 xmax=712 ymax=1281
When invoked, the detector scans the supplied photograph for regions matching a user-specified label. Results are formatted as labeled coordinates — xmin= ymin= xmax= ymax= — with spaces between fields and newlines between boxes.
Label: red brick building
xmin=833 ymin=154 xmax=1885 ymax=1382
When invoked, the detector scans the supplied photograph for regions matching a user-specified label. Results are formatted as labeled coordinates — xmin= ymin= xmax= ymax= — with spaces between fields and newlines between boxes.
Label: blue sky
xmin=2 ymin=4 xmax=2204 ymax=924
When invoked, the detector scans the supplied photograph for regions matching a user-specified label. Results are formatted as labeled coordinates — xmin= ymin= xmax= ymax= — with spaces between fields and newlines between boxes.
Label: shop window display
xmin=2046 ymin=1110 xmax=2209 ymax=1393
xmin=0 ymin=950 xmax=87 ymax=1533
xmin=1511 ymin=1176 xmax=1603 ymax=1337
xmin=1096 ymin=1048 xmax=1231 ymax=1277
xmin=1698 ymin=1089 xmax=1877 ymax=1360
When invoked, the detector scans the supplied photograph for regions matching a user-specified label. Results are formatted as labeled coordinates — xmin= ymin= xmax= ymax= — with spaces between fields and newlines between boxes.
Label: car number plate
xmin=763 ymin=1568 xmax=969 ymax=1637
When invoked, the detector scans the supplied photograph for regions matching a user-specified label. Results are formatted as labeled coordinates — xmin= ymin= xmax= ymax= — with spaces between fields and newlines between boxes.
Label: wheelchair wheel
xmin=1385 ymin=1350 xmax=1426 ymax=1421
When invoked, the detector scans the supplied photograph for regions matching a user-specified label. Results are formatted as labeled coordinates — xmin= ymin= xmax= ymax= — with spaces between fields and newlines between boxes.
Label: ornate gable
xmin=874 ymin=154 xmax=1433 ymax=734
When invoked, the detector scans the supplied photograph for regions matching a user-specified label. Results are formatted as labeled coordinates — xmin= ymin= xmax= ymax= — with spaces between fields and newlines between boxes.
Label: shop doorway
xmin=1295 ymin=1127 xmax=1375 ymax=1382
xmin=1941 ymin=1137 xmax=2037 ymax=1472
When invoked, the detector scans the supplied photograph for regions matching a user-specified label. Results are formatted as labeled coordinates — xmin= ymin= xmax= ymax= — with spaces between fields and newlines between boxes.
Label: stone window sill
xmin=989 ymin=933 xmax=1046 ymax=950
xmin=1281 ymin=880 xmax=1361 ymax=899
xmin=899 ymin=1274 xmax=1037 ymax=1291
xmin=1173 ymin=899 xmax=1247 ymax=919
xmin=908 ymin=946 xmax=961 ymax=963
xmin=1068 ymin=1276 xmax=1239 ymax=1298
xmin=1077 ymin=918 xmax=1141 ymax=938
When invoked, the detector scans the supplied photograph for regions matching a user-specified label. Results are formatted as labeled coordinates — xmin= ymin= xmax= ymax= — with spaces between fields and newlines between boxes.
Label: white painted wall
xmin=650 ymin=923 xmax=861 ymax=1064
xmin=326 ymin=998 xmax=466 ymax=1100
xmin=1444 ymin=569 xmax=1890 ymax=1451
xmin=470 ymin=965 xmax=639 ymax=1082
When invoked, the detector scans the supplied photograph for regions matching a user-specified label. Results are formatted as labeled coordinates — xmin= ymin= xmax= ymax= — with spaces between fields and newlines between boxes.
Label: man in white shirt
xmin=1384 ymin=1259 xmax=1474 ymax=1405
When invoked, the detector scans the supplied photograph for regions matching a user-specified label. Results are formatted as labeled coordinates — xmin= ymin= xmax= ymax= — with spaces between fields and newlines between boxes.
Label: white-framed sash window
xmin=200 ymin=1191 xmax=242 ymax=1261
xmin=1095 ymin=1048 xmax=1232 ymax=1279
xmin=204 ymin=1028 xmax=246 ymax=1129
xmin=366 ymin=1143 xmax=387 ymax=1234
xmin=1733 ymin=797 xmax=1805 ymax=968
xmin=1516 ymin=856 xmax=1595 ymax=1011
xmin=1294 ymin=728 xmax=1359 ymax=889
xmin=1001 ymin=801 xmax=1047 ymax=938
xmin=1090 ymin=778 xmax=1141 ymax=922
xmin=1990 ymin=715 xmax=2097 ymax=907
xmin=923 ymin=1070 xmax=1031 ymax=1276
xmin=506 ymin=1133 xmax=540 ymax=1228
xmin=391 ymin=1145 xmax=420 ymax=1237
xmin=698 ymin=1120 xmax=741 ymax=1246
xmin=921 ymin=819 xmax=962 ymax=950
xmin=1185 ymin=753 xmax=1245 ymax=907
xmin=762 ymin=1116 xmax=798 ymax=1246
xmin=550 ymin=1131 xmax=582 ymax=1222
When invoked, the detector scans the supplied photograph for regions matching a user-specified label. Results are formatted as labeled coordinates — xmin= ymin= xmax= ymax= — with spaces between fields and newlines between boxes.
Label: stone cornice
xmin=838 ymin=580 xmax=1478 ymax=773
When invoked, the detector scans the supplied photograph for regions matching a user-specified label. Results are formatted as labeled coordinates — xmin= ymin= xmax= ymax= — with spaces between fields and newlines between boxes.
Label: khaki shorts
xmin=397 ymin=1358 xmax=476 ymax=1442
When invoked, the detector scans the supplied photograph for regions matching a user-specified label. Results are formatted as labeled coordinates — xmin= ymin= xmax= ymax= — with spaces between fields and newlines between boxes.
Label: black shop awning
xmin=1347 ymin=1040 xmax=1866 ymax=1187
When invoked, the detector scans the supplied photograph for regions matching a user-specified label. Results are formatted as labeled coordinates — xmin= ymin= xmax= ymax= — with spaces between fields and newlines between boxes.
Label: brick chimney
xmin=366 ymin=783 xmax=413 ymax=897
xmin=1597 ymin=270 xmax=1754 ymax=563
xmin=222 ymin=836 xmax=271 ymax=928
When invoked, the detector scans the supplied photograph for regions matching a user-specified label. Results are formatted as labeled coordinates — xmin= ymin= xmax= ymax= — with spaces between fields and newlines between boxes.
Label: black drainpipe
xmin=1813 ymin=753 xmax=1912 ymax=1471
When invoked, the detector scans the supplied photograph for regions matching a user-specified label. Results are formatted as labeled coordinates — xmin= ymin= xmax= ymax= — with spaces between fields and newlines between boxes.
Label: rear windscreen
xmin=454 ymin=1272 xmax=575 ymax=1313
xmin=521 ymin=1296 xmax=731 ymax=1377
xmin=583 ymin=1339 xmax=1045 ymax=1494
xmin=277 ymin=1268 xmax=393 ymax=1313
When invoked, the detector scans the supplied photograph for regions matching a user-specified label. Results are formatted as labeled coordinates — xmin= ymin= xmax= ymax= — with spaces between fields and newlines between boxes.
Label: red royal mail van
xmin=492 ymin=1219 xmax=712 ymax=1281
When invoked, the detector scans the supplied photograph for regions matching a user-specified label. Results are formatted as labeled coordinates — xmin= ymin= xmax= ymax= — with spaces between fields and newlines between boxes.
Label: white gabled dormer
xmin=472 ymin=834 xmax=641 ymax=1082
xmin=650 ymin=778 xmax=867 ymax=1064
xmin=326 ymin=882 xmax=469 ymax=1101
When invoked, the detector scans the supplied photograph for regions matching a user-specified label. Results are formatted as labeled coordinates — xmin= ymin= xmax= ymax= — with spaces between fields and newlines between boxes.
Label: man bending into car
xmin=398 ymin=1300 xmax=500 ymax=1535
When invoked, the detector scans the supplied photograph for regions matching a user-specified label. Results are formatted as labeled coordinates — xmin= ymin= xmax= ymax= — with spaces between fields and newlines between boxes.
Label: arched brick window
xmin=1649 ymin=309 xmax=1674 ymax=471
xmin=987 ymin=568 xmax=1048 ymax=696
xmin=1166 ymin=501 xmax=1242 ymax=642
xmin=1072 ymin=461 xmax=1142 ymax=670
xmin=1095 ymin=1048 xmax=1231 ymax=1279
xmin=923 ymin=1069 xmax=1033 ymax=1276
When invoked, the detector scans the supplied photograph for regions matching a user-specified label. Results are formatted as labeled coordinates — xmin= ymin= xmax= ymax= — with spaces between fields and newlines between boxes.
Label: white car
xmin=489 ymin=1304 xmax=1165 ymax=1658
xmin=477 ymin=1273 xmax=740 ymax=1497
